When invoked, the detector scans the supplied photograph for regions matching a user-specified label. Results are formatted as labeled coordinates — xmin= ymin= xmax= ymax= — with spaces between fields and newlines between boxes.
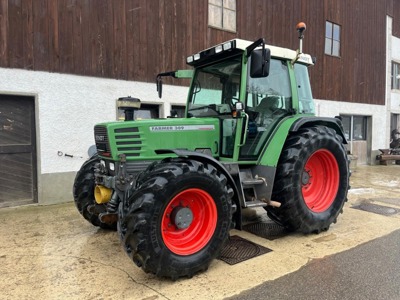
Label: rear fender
xmin=290 ymin=117 xmax=348 ymax=144
xmin=258 ymin=116 xmax=347 ymax=167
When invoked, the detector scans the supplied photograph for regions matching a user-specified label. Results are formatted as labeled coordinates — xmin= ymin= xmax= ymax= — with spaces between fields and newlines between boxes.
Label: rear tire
xmin=119 ymin=159 xmax=232 ymax=279
xmin=266 ymin=126 xmax=349 ymax=233
xmin=73 ymin=155 xmax=116 ymax=230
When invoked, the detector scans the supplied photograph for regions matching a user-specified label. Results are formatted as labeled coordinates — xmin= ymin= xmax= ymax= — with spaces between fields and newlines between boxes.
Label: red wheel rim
xmin=161 ymin=188 xmax=217 ymax=255
xmin=302 ymin=149 xmax=339 ymax=213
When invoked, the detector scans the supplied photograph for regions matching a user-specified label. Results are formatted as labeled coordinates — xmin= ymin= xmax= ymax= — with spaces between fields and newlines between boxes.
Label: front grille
xmin=94 ymin=125 xmax=111 ymax=156
xmin=115 ymin=127 xmax=139 ymax=133
xmin=114 ymin=126 xmax=142 ymax=157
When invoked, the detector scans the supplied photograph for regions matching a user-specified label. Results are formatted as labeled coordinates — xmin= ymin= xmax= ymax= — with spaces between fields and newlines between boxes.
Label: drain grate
xmin=351 ymin=202 xmax=400 ymax=216
xmin=243 ymin=222 xmax=287 ymax=240
xmin=218 ymin=235 xmax=272 ymax=265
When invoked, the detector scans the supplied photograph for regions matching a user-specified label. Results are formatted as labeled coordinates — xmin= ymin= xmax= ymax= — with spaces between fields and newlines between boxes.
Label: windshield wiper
xmin=188 ymin=104 xmax=219 ymax=114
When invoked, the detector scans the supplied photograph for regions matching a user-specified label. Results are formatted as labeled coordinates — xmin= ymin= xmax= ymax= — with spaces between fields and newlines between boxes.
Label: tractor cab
xmin=159 ymin=38 xmax=315 ymax=162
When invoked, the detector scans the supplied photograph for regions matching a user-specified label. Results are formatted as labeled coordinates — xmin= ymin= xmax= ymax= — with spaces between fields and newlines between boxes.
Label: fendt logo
xmin=95 ymin=135 xmax=106 ymax=142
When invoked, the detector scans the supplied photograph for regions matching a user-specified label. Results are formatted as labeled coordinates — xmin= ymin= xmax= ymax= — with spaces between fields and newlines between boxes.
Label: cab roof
xmin=186 ymin=38 xmax=313 ymax=67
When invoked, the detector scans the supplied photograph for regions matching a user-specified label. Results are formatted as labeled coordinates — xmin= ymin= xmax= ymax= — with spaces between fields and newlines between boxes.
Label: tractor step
xmin=242 ymin=179 xmax=265 ymax=187
xmin=244 ymin=200 xmax=268 ymax=208
xmin=244 ymin=199 xmax=281 ymax=208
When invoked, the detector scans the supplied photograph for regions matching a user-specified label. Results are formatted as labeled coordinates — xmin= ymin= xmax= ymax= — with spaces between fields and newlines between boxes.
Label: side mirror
xmin=250 ymin=48 xmax=271 ymax=78
xmin=156 ymin=76 xmax=163 ymax=98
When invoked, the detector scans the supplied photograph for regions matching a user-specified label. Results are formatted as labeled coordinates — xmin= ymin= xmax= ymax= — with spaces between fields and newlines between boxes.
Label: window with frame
xmin=208 ymin=0 xmax=236 ymax=32
xmin=294 ymin=63 xmax=315 ymax=114
xmin=171 ymin=105 xmax=185 ymax=118
xmin=341 ymin=115 xmax=367 ymax=141
xmin=325 ymin=21 xmax=341 ymax=57
xmin=392 ymin=62 xmax=400 ymax=90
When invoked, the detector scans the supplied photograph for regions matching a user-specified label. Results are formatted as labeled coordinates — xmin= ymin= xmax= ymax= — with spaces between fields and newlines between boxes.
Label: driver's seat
xmin=254 ymin=96 xmax=280 ymax=126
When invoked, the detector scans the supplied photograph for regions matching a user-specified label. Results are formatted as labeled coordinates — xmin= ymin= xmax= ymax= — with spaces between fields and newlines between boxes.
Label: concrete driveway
xmin=1 ymin=164 xmax=400 ymax=299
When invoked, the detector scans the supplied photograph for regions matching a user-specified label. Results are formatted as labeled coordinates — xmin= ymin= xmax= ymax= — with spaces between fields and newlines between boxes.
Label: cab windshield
xmin=187 ymin=56 xmax=242 ymax=117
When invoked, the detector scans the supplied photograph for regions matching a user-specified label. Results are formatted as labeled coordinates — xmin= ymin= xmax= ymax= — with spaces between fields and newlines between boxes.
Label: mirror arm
xmin=156 ymin=71 xmax=177 ymax=99
xmin=246 ymin=38 xmax=265 ymax=57
xmin=157 ymin=71 xmax=177 ymax=78
xmin=156 ymin=70 xmax=193 ymax=98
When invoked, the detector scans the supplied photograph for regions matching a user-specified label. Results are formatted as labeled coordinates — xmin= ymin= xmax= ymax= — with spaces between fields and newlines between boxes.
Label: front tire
xmin=73 ymin=155 xmax=116 ymax=230
xmin=266 ymin=126 xmax=349 ymax=233
xmin=119 ymin=159 xmax=233 ymax=279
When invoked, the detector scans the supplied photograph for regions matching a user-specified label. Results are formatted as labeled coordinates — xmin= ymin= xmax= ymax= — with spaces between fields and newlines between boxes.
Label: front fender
xmin=155 ymin=149 xmax=242 ymax=229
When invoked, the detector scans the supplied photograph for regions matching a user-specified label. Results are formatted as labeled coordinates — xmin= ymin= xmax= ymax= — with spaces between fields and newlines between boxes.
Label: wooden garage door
xmin=0 ymin=95 xmax=37 ymax=207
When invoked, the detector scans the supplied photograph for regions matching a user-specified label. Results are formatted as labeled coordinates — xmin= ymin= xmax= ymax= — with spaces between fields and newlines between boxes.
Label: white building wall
xmin=0 ymin=68 xmax=188 ymax=174
xmin=314 ymin=99 xmax=387 ymax=151
xmin=0 ymin=68 xmax=188 ymax=204
xmin=390 ymin=17 xmax=400 ymax=114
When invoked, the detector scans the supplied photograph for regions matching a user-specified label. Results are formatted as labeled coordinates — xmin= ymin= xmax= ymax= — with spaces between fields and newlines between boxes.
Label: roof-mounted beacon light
xmin=292 ymin=22 xmax=308 ymax=65
xmin=296 ymin=22 xmax=306 ymax=54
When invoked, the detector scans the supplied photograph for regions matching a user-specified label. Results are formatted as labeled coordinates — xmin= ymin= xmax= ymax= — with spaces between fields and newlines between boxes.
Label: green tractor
xmin=73 ymin=23 xmax=349 ymax=279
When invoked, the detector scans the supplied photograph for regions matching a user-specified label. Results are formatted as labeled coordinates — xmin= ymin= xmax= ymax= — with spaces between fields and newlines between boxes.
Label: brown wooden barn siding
xmin=234 ymin=0 xmax=387 ymax=105
xmin=0 ymin=0 xmax=391 ymax=105
xmin=388 ymin=0 xmax=400 ymax=38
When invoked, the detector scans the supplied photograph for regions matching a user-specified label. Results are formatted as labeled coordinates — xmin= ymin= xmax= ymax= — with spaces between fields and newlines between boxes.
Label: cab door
xmin=240 ymin=59 xmax=293 ymax=160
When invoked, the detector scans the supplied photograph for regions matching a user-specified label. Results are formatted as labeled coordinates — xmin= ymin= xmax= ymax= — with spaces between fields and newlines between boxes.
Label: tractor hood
xmin=94 ymin=118 xmax=221 ymax=161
